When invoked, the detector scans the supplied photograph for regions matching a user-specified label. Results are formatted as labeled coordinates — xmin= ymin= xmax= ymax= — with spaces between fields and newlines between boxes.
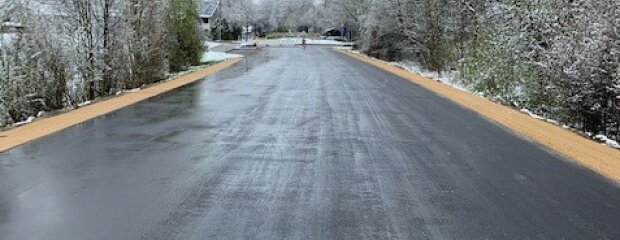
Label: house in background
xmin=1 ymin=21 xmax=24 ymax=34
xmin=200 ymin=0 xmax=220 ymax=39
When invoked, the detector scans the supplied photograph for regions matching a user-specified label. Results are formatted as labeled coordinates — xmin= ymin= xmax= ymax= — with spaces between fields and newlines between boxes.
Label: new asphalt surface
xmin=1 ymin=47 xmax=619 ymax=240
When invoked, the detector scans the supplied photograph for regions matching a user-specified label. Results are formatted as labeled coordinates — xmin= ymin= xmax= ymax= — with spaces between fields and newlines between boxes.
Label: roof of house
xmin=1 ymin=22 xmax=22 ymax=28
xmin=0 ymin=21 xmax=24 ymax=34
xmin=200 ymin=1 xmax=219 ymax=19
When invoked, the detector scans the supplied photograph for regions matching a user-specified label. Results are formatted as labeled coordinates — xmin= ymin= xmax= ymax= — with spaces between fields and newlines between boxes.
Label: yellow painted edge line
xmin=335 ymin=49 xmax=620 ymax=183
xmin=0 ymin=58 xmax=242 ymax=152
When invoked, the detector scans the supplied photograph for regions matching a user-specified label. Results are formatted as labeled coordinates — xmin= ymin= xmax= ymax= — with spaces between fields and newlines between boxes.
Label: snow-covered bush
xmin=460 ymin=1 xmax=554 ymax=109
xmin=0 ymin=0 xmax=204 ymax=126
xmin=541 ymin=0 xmax=620 ymax=139
xmin=0 ymin=7 xmax=49 ymax=122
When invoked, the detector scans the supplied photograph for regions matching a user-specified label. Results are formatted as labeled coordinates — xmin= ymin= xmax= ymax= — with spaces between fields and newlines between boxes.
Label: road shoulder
xmin=335 ymin=48 xmax=620 ymax=184
xmin=0 ymin=59 xmax=242 ymax=152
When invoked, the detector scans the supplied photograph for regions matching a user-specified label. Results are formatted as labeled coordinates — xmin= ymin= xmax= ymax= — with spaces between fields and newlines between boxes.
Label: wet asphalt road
xmin=1 ymin=47 xmax=620 ymax=240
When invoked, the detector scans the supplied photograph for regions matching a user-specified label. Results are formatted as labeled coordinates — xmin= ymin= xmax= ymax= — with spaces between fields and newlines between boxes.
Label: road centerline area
xmin=0 ymin=47 xmax=619 ymax=240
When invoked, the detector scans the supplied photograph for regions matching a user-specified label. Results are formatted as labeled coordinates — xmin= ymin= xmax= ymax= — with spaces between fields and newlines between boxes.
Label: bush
xmin=213 ymin=18 xmax=242 ymax=41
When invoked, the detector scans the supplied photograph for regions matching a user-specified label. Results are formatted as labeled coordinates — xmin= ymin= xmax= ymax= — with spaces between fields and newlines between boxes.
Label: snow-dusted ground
xmin=201 ymin=51 xmax=243 ymax=63
xmin=240 ymin=40 xmax=257 ymax=47
xmin=389 ymin=61 xmax=470 ymax=93
xmin=205 ymin=41 xmax=222 ymax=49
xmin=13 ymin=116 xmax=35 ymax=127
xmin=202 ymin=41 xmax=245 ymax=62
xmin=306 ymin=39 xmax=352 ymax=45
xmin=77 ymin=101 xmax=92 ymax=107
xmin=594 ymin=135 xmax=620 ymax=149
xmin=259 ymin=38 xmax=352 ymax=46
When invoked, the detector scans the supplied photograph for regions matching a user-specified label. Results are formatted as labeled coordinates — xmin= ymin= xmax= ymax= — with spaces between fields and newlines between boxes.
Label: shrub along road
xmin=0 ymin=47 xmax=619 ymax=239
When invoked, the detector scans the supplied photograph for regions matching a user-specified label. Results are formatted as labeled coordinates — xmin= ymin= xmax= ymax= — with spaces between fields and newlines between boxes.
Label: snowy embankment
xmin=306 ymin=39 xmax=352 ymax=45
xmin=205 ymin=41 xmax=222 ymax=49
xmin=202 ymin=41 xmax=244 ymax=62
xmin=201 ymin=52 xmax=243 ymax=62
xmin=260 ymin=38 xmax=353 ymax=46
xmin=389 ymin=61 xmax=469 ymax=93
xmin=342 ymin=49 xmax=620 ymax=150
xmin=240 ymin=40 xmax=257 ymax=47
xmin=13 ymin=116 xmax=35 ymax=127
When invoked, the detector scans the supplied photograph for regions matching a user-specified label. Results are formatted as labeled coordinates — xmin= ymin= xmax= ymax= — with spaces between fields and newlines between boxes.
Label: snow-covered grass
xmin=201 ymin=51 xmax=243 ymax=63
xmin=240 ymin=40 xmax=257 ymax=47
xmin=165 ymin=65 xmax=211 ymax=79
xmin=594 ymin=135 xmax=620 ymax=149
xmin=124 ymin=88 xmax=141 ymax=93
xmin=205 ymin=41 xmax=222 ymax=49
xmin=77 ymin=101 xmax=92 ymax=107
xmin=520 ymin=109 xmax=547 ymax=121
xmin=389 ymin=61 xmax=470 ymax=93
xmin=116 ymin=88 xmax=140 ymax=95
xmin=259 ymin=38 xmax=352 ymax=46
xmin=13 ymin=116 xmax=35 ymax=127
xmin=334 ymin=46 xmax=354 ymax=51
xmin=520 ymin=108 xmax=620 ymax=149
xmin=306 ymin=39 xmax=352 ymax=45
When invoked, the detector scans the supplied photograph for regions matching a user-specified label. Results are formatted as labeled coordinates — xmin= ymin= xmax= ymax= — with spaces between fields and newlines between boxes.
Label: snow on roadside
xmin=259 ymin=38 xmax=352 ymax=46
xmin=305 ymin=39 xmax=351 ymax=45
xmin=521 ymin=107 xmax=619 ymax=149
xmin=124 ymin=88 xmax=141 ymax=93
xmin=14 ymin=116 xmax=35 ymax=127
xmin=77 ymin=101 xmax=92 ymax=107
xmin=520 ymin=109 xmax=546 ymax=120
xmin=594 ymin=135 xmax=620 ymax=149
xmin=240 ymin=40 xmax=257 ymax=47
xmin=389 ymin=61 xmax=471 ymax=93
xmin=201 ymin=51 xmax=243 ymax=63
xmin=205 ymin=41 xmax=222 ymax=49
xmin=334 ymin=46 xmax=353 ymax=51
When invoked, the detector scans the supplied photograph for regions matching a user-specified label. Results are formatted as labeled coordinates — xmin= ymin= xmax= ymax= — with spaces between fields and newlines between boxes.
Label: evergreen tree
xmin=166 ymin=0 xmax=204 ymax=72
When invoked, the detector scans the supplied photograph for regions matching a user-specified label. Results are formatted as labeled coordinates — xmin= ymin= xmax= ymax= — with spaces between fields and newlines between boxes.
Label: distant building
xmin=0 ymin=21 xmax=24 ymax=34
xmin=199 ymin=0 xmax=220 ymax=38
xmin=322 ymin=28 xmax=345 ymax=41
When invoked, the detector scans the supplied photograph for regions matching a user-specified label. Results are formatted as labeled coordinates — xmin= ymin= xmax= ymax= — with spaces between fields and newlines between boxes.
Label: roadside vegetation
xmin=348 ymin=0 xmax=620 ymax=143
xmin=0 ymin=0 xmax=204 ymax=127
